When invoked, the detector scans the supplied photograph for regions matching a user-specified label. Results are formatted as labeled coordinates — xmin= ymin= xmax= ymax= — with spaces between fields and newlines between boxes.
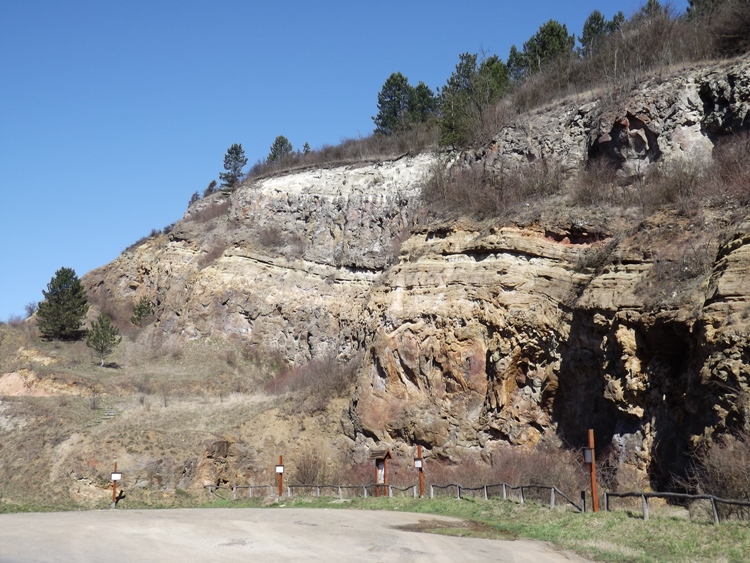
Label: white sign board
xmin=275 ymin=465 xmax=284 ymax=474
xmin=414 ymin=459 xmax=423 ymax=469
xmin=111 ymin=473 xmax=122 ymax=481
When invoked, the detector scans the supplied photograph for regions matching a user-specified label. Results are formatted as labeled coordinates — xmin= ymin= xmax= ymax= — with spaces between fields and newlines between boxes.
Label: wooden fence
xmin=605 ymin=490 xmax=750 ymax=524
xmin=206 ymin=482 xmax=750 ymax=524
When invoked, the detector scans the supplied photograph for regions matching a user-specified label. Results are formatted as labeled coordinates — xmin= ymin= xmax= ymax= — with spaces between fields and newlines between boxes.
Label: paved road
xmin=0 ymin=508 xmax=588 ymax=562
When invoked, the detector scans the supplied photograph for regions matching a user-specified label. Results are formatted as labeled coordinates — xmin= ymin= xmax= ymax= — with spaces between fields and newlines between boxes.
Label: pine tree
xmin=86 ymin=312 xmax=122 ymax=366
xmin=438 ymin=52 xmax=510 ymax=147
xmin=36 ymin=267 xmax=89 ymax=340
xmin=267 ymin=135 xmax=294 ymax=163
xmin=130 ymin=296 xmax=153 ymax=326
xmin=373 ymin=72 xmax=415 ymax=135
xmin=219 ymin=143 xmax=248 ymax=189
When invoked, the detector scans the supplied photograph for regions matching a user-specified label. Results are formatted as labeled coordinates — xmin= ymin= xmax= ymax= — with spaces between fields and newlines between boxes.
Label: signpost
xmin=584 ymin=429 xmax=599 ymax=513
xmin=414 ymin=445 xmax=425 ymax=498
xmin=276 ymin=456 xmax=284 ymax=498
xmin=110 ymin=462 xmax=122 ymax=509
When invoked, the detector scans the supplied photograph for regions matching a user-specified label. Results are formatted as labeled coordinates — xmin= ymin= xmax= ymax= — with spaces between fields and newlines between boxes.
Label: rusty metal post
xmin=417 ymin=445 xmax=425 ymax=498
xmin=588 ymin=429 xmax=599 ymax=513
xmin=278 ymin=455 xmax=283 ymax=498
xmin=112 ymin=462 xmax=117 ymax=507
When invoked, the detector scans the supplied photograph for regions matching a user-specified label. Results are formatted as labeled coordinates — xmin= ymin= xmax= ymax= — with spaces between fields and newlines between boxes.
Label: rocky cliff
xmin=7 ymin=56 xmax=750 ymax=499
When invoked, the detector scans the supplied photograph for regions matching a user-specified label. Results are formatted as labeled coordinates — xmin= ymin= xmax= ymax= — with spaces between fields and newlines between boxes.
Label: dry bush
xmin=245 ymin=124 xmax=439 ymax=182
xmin=510 ymin=8 xmax=715 ymax=116
xmin=265 ymin=354 xmax=360 ymax=413
xmin=575 ymin=237 xmax=620 ymax=274
xmin=197 ymin=240 xmax=228 ymax=269
xmin=188 ymin=199 xmax=230 ymax=223
xmin=425 ymin=446 xmax=589 ymax=501
xmin=421 ymin=158 xmax=562 ymax=221
xmin=688 ymin=431 xmax=750 ymax=519
xmin=572 ymin=158 xmax=623 ymax=207
xmin=711 ymin=131 xmax=750 ymax=205
xmin=709 ymin=0 xmax=750 ymax=56
xmin=292 ymin=448 xmax=330 ymax=485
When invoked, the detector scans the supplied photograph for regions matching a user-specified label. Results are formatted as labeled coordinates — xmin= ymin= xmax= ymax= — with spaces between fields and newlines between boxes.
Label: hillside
xmin=1 ymin=54 xmax=750 ymax=509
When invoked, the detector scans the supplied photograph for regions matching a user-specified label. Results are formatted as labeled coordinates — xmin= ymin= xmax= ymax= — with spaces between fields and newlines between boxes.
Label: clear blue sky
xmin=0 ymin=0 xmax=689 ymax=321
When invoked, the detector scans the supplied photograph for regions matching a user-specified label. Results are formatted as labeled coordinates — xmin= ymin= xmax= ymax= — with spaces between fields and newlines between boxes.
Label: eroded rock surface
xmin=79 ymin=57 xmax=750 ymax=489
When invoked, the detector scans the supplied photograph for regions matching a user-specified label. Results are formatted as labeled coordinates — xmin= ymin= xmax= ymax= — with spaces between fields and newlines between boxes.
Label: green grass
xmin=166 ymin=494 xmax=749 ymax=563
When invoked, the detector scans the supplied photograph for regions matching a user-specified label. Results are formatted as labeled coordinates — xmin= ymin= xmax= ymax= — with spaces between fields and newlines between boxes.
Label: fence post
xmin=249 ymin=487 xmax=252 ymax=499
xmin=287 ymin=486 xmax=290 ymax=498
xmin=338 ymin=486 xmax=343 ymax=500
xmin=389 ymin=485 xmax=393 ymax=498
xmin=363 ymin=486 xmax=367 ymax=499
xmin=641 ymin=495 xmax=649 ymax=521
xmin=550 ymin=487 xmax=555 ymax=509
xmin=520 ymin=487 xmax=525 ymax=504
xmin=316 ymin=486 xmax=320 ymax=497
xmin=413 ymin=486 xmax=417 ymax=499
xmin=456 ymin=485 xmax=461 ymax=500
xmin=581 ymin=491 xmax=586 ymax=513
xmin=502 ymin=483 xmax=507 ymax=500
xmin=232 ymin=486 xmax=237 ymax=500
xmin=484 ymin=485 xmax=488 ymax=501
xmin=603 ymin=492 xmax=607 ymax=512
xmin=430 ymin=484 xmax=434 ymax=499
xmin=711 ymin=497 xmax=720 ymax=525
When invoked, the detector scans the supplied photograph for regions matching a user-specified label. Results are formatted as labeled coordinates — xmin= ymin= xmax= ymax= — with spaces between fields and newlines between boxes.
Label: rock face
xmin=84 ymin=56 xmax=750 ymax=487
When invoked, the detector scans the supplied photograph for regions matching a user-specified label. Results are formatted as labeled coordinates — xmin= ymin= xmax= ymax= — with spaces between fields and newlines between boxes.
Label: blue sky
xmin=0 ymin=0 xmax=689 ymax=321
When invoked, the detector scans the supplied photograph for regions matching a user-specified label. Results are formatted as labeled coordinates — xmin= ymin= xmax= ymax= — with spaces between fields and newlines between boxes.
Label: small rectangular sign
xmin=111 ymin=473 xmax=122 ymax=481
xmin=414 ymin=459 xmax=423 ymax=469
xmin=275 ymin=465 xmax=284 ymax=474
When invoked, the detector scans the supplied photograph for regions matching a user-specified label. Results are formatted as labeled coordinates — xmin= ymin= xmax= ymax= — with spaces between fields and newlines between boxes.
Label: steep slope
xmin=2 ymin=57 xmax=750 ymax=506
xmin=83 ymin=55 xmax=750 ymax=487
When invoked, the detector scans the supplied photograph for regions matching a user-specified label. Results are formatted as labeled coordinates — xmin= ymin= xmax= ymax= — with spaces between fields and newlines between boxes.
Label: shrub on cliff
xmin=689 ymin=431 xmax=750 ymax=519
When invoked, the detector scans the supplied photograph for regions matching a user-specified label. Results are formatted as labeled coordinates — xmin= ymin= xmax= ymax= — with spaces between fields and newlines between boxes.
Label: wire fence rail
xmin=206 ymin=481 xmax=582 ymax=511
xmin=604 ymin=490 xmax=750 ymax=524
xmin=205 ymin=482 xmax=750 ymax=524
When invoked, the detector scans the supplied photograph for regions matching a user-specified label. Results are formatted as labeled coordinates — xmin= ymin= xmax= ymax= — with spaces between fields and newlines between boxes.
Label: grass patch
xmin=209 ymin=495 xmax=750 ymax=563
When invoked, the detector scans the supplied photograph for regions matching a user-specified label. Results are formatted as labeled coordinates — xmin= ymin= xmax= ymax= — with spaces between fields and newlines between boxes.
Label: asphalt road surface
xmin=0 ymin=508 xmax=589 ymax=562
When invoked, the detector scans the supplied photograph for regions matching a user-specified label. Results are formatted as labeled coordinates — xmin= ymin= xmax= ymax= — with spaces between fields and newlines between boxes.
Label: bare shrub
xmin=421 ymin=158 xmax=562 ymax=221
xmin=265 ymin=354 xmax=360 ymax=413
xmin=711 ymin=131 xmax=750 ymax=205
xmin=425 ymin=445 xmax=590 ymax=501
xmin=292 ymin=448 xmax=329 ymax=485
xmin=575 ymin=237 xmax=620 ymax=273
xmin=188 ymin=199 xmax=230 ymax=224
xmin=6 ymin=315 xmax=24 ymax=328
xmin=573 ymin=158 xmax=622 ymax=206
xmin=688 ymin=431 xmax=750 ymax=520
xmin=710 ymin=0 xmax=750 ymax=56
xmin=197 ymin=240 xmax=228 ymax=269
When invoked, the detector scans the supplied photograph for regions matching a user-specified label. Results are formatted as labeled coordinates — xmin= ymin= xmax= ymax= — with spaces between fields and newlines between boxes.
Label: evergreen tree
xmin=408 ymin=81 xmax=438 ymax=124
xmin=267 ymin=135 xmax=294 ymax=163
xmin=507 ymin=45 xmax=526 ymax=83
xmin=578 ymin=10 xmax=625 ymax=58
xmin=438 ymin=52 xmax=510 ymax=147
xmin=37 ymin=267 xmax=89 ymax=340
xmin=522 ymin=20 xmax=575 ymax=74
xmin=86 ymin=312 xmax=122 ymax=367
xmin=373 ymin=72 xmax=414 ymax=135
xmin=130 ymin=296 xmax=153 ymax=326
xmin=219 ymin=143 xmax=247 ymax=189
xmin=203 ymin=179 xmax=217 ymax=197
xmin=302 ymin=142 xmax=311 ymax=155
